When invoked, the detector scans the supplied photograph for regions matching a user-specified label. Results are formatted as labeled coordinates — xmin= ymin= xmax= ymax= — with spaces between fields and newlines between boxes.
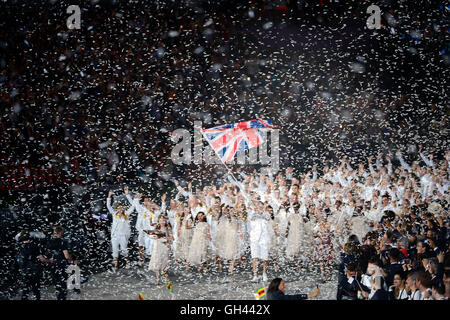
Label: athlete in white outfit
xmin=107 ymin=188 xmax=135 ymax=270
xmin=125 ymin=190 xmax=146 ymax=265
xmin=248 ymin=200 xmax=271 ymax=282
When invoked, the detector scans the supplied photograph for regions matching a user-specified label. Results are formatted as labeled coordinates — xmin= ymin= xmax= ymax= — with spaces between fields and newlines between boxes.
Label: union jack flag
xmin=201 ymin=119 xmax=277 ymax=163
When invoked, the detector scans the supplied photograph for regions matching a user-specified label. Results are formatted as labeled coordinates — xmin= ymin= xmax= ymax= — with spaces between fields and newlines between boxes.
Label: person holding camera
xmin=370 ymin=275 xmax=393 ymax=300
xmin=337 ymin=263 xmax=370 ymax=300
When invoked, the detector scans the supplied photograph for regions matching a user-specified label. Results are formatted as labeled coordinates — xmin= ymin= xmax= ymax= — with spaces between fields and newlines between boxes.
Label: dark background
xmin=0 ymin=0 xmax=448 ymax=298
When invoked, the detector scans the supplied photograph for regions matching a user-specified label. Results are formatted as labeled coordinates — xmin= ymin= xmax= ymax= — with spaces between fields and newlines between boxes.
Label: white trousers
xmin=111 ymin=235 xmax=129 ymax=258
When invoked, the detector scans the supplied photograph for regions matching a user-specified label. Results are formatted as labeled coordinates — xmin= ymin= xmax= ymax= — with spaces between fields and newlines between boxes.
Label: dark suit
xmin=16 ymin=241 xmax=43 ymax=300
xmin=337 ymin=275 xmax=370 ymax=300
xmin=370 ymin=289 xmax=394 ymax=300
xmin=46 ymin=237 xmax=69 ymax=300
xmin=337 ymin=252 xmax=359 ymax=283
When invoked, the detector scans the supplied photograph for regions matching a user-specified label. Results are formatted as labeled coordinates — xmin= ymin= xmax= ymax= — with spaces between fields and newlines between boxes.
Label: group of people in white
xmin=105 ymin=148 xmax=449 ymax=285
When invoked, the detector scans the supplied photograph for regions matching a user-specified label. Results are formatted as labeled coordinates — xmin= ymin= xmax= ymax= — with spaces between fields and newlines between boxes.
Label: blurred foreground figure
xmin=266 ymin=278 xmax=320 ymax=300
xmin=16 ymin=230 xmax=50 ymax=300
xmin=46 ymin=226 xmax=75 ymax=300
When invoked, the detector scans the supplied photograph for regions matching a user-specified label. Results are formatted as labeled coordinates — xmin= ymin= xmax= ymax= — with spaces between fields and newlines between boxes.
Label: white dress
xmin=276 ymin=208 xmax=289 ymax=238
xmin=268 ymin=218 xmax=279 ymax=258
xmin=148 ymin=227 xmax=171 ymax=272
xmin=207 ymin=207 xmax=221 ymax=255
xmin=167 ymin=209 xmax=179 ymax=250
xmin=216 ymin=217 xmax=241 ymax=260
xmin=239 ymin=217 xmax=249 ymax=256
xmin=175 ymin=216 xmax=193 ymax=261
xmin=286 ymin=212 xmax=304 ymax=258
xmin=303 ymin=217 xmax=316 ymax=261
xmin=188 ymin=222 xmax=210 ymax=265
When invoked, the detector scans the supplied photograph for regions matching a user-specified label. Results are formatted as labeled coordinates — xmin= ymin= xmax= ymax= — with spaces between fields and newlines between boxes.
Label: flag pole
xmin=200 ymin=120 xmax=277 ymax=208
xmin=200 ymin=131 xmax=241 ymax=184
xmin=200 ymin=130 xmax=255 ymax=208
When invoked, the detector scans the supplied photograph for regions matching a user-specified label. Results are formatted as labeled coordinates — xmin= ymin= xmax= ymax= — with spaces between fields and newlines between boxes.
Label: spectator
xmin=384 ymin=248 xmax=406 ymax=287
xmin=406 ymin=272 xmax=422 ymax=300
xmin=337 ymin=263 xmax=370 ymax=300
xmin=388 ymin=273 xmax=408 ymax=300
xmin=431 ymin=281 xmax=447 ymax=300
xmin=337 ymin=242 xmax=360 ymax=284
xmin=416 ymin=270 xmax=433 ymax=300
xmin=370 ymin=275 xmax=393 ymax=300
xmin=444 ymin=270 xmax=450 ymax=299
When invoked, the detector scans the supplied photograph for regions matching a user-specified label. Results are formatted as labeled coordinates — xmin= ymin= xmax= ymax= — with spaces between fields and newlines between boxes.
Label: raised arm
xmin=312 ymin=165 xmax=318 ymax=181
xmin=174 ymin=180 xmax=192 ymax=200
xmin=386 ymin=155 xmax=393 ymax=176
xmin=125 ymin=193 xmax=134 ymax=206
xmin=376 ymin=154 xmax=383 ymax=171
xmin=125 ymin=202 xmax=135 ymax=216
xmin=132 ymin=193 xmax=146 ymax=214
xmin=227 ymin=174 xmax=250 ymax=202
xmin=368 ymin=155 xmax=376 ymax=175
xmin=395 ymin=150 xmax=411 ymax=171
xmin=106 ymin=190 xmax=115 ymax=215
xmin=419 ymin=146 xmax=435 ymax=168
xmin=124 ymin=187 xmax=142 ymax=212
xmin=175 ymin=187 xmax=183 ymax=201
xmin=124 ymin=187 xmax=136 ymax=215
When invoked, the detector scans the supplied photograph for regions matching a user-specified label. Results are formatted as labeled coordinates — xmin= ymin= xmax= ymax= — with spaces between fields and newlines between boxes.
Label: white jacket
xmin=107 ymin=197 xmax=134 ymax=237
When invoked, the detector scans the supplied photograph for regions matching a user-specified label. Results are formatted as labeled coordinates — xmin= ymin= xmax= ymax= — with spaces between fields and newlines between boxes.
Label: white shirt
xmin=409 ymin=290 xmax=423 ymax=300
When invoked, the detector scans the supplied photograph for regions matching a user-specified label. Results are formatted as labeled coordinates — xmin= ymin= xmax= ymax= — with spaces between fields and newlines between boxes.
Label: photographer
xmin=337 ymin=263 xmax=370 ymax=300
xmin=370 ymin=275 xmax=393 ymax=300
xmin=360 ymin=256 xmax=387 ymax=299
